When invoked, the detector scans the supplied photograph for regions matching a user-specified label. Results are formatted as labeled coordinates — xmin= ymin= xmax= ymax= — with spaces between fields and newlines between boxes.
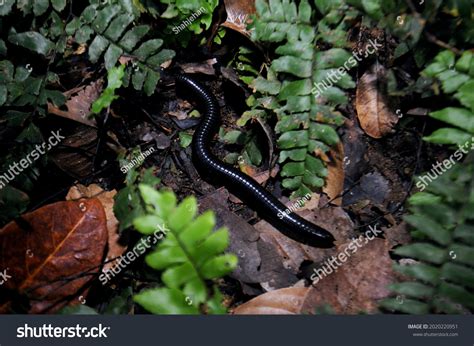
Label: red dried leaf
xmin=0 ymin=199 xmax=108 ymax=313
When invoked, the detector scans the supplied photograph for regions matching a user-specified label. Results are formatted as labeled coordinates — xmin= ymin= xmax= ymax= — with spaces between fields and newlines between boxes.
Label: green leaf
xmin=120 ymin=25 xmax=150 ymax=51
xmin=0 ymin=85 xmax=7 ymax=106
xmin=277 ymin=130 xmax=309 ymax=149
xmin=133 ymin=39 xmax=164 ymax=60
xmin=389 ymin=282 xmax=434 ymax=298
xmin=134 ymin=288 xmax=199 ymax=314
xmin=394 ymin=243 xmax=446 ymax=264
xmin=281 ymin=162 xmax=305 ymax=176
xmin=104 ymin=44 xmax=123 ymax=70
xmin=133 ymin=215 xmax=164 ymax=235
xmin=455 ymin=81 xmax=474 ymax=112
xmin=379 ymin=298 xmax=429 ymax=314
xmin=408 ymin=192 xmax=442 ymax=205
xmin=33 ymin=0 xmax=49 ymax=16
xmin=201 ymin=254 xmax=238 ymax=279
xmin=404 ymin=214 xmax=451 ymax=246
xmin=51 ymin=0 xmax=67 ymax=12
xmin=393 ymin=263 xmax=440 ymax=285
xmin=423 ymin=128 xmax=472 ymax=146
xmin=8 ymin=31 xmax=54 ymax=56
xmin=88 ymin=35 xmax=110 ymax=63
xmin=429 ymin=107 xmax=474 ymax=133
xmin=91 ymin=64 xmax=125 ymax=114
xmin=168 ymin=196 xmax=198 ymax=232
xmin=179 ymin=132 xmax=193 ymax=148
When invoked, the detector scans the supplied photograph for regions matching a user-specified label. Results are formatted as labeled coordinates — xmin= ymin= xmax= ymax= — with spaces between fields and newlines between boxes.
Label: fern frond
xmin=132 ymin=185 xmax=237 ymax=314
xmin=66 ymin=1 xmax=175 ymax=96
xmin=249 ymin=0 xmax=354 ymax=197
xmin=380 ymin=160 xmax=474 ymax=314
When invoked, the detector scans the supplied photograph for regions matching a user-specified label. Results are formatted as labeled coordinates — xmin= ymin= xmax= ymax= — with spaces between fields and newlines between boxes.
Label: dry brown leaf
xmin=233 ymin=287 xmax=308 ymax=314
xmin=66 ymin=184 xmax=125 ymax=273
xmin=0 ymin=199 xmax=108 ymax=313
xmin=253 ymin=196 xmax=355 ymax=289
xmin=322 ymin=142 xmax=344 ymax=205
xmin=49 ymin=125 xmax=98 ymax=179
xmin=47 ymin=80 xmax=103 ymax=127
xmin=222 ymin=0 xmax=255 ymax=36
xmin=356 ymin=64 xmax=398 ymax=138
xmin=301 ymin=238 xmax=395 ymax=314
xmin=181 ymin=59 xmax=217 ymax=75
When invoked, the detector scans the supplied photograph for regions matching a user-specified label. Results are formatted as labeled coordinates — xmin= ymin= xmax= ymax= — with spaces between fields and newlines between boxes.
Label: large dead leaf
xmin=0 ymin=199 xmax=108 ymax=313
xmin=66 ymin=184 xmax=125 ymax=273
xmin=233 ymin=287 xmax=308 ymax=314
xmin=198 ymin=189 xmax=298 ymax=294
xmin=47 ymin=80 xmax=103 ymax=127
xmin=234 ymin=238 xmax=395 ymax=315
xmin=356 ymin=64 xmax=398 ymax=138
xmin=222 ymin=0 xmax=255 ymax=36
xmin=301 ymin=238 xmax=395 ymax=314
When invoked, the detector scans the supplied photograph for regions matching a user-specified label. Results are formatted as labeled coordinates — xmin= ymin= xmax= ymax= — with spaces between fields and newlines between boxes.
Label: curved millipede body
xmin=176 ymin=74 xmax=335 ymax=248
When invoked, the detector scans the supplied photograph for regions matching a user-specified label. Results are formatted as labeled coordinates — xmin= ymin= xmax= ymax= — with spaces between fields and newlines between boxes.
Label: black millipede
xmin=176 ymin=74 xmax=335 ymax=248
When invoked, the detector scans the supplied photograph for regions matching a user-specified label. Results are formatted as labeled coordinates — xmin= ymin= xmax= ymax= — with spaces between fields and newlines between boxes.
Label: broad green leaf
xmin=146 ymin=247 xmax=187 ymax=270
xmin=429 ymin=107 xmax=474 ymax=133
xmin=134 ymin=288 xmax=199 ymax=314
xmin=404 ymin=214 xmax=451 ymax=245
xmin=389 ymin=282 xmax=434 ymax=298
xmin=394 ymin=243 xmax=446 ymax=264
xmin=423 ymin=128 xmax=471 ymax=146
xmin=168 ymin=196 xmax=198 ymax=232
xmin=133 ymin=215 xmax=165 ymax=234
xmin=8 ymin=31 xmax=54 ymax=56
xmin=393 ymin=263 xmax=440 ymax=285
xmin=179 ymin=211 xmax=215 ymax=249
xmin=201 ymin=254 xmax=238 ymax=279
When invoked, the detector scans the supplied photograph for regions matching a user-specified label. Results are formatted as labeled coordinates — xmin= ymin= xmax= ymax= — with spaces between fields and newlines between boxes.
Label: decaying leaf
xmin=301 ymin=238 xmax=395 ymax=314
xmin=233 ymin=287 xmax=308 ymax=314
xmin=322 ymin=142 xmax=344 ymax=205
xmin=181 ymin=59 xmax=217 ymax=75
xmin=47 ymin=80 xmax=103 ymax=127
xmin=66 ymin=184 xmax=125 ymax=273
xmin=253 ymin=196 xmax=355 ymax=291
xmin=222 ymin=0 xmax=256 ymax=37
xmin=234 ymin=238 xmax=395 ymax=315
xmin=49 ymin=125 xmax=98 ymax=179
xmin=0 ymin=199 xmax=108 ymax=313
xmin=356 ymin=64 xmax=398 ymax=138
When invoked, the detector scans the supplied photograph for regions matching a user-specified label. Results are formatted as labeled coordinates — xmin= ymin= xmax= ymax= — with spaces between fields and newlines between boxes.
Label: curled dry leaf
xmin=233 ymin=287 xmax=308 ymax=314
xmin=0 ymin=199 xmax=108 ymax=313
xmin=322 ymin=142 xmax=344 ymax=205
xmin=356 ymin=64 xmax=398 ymax=138
xmin=47 ymin=80 xmax=103 ymax=127
xmin=66 ymin=184 xmax=125 ymax=273
xmin=222 ymin=0 xmax=255 ymax=37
